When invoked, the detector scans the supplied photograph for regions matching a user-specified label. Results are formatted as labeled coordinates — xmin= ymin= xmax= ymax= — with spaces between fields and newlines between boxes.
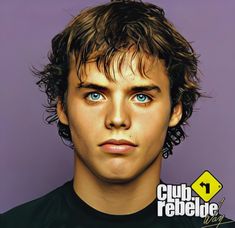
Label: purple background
xmin=1 ymin=0 xmax=234 ymax=219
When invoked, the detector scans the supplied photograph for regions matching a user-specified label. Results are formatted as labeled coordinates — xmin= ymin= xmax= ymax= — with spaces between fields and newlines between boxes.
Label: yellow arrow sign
xmin=191 ymin=170 xmax=223 ymax=202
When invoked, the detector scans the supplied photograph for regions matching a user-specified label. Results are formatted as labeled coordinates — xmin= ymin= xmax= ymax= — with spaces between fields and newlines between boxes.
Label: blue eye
xmin=134 ymin=94 xmax=151 ymax=103
xmin=86 ymin=92 xmax=104 ymax=101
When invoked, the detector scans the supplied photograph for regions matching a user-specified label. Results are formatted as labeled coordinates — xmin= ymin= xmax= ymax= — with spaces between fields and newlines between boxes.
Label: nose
xmin=105 ymin=97 xmax=131 ymax=130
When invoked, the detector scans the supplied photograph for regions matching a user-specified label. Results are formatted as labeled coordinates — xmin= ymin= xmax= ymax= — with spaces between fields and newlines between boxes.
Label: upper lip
xmin=99 ymin=139 xmax=137 ymax=147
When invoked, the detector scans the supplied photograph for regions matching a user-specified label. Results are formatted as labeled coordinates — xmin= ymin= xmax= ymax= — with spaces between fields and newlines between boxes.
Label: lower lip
xmin=100 ymin=144 xmax=136 ymax=154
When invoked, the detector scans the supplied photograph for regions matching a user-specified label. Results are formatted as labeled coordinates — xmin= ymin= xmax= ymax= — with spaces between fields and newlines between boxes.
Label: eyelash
xmin=85 ymin=92 xmax=105 ymax=102
xmin=133 ymin=94 xmax=152 ymax=103
xmin=84 ymin=91 xmax=153 ymax=104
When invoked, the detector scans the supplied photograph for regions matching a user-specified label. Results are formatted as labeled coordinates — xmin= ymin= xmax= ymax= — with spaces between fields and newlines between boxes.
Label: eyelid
xmin=83 ymin=90 xmax=154 ymax=103
xmin=84 ymin=91 xmax=106 ymax=101
xmin=132 ymin=93 xmax=153 ymax=103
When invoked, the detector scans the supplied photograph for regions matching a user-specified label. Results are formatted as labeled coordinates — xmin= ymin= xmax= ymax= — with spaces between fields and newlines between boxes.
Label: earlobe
xmin=57 ymin=98 xmax=69 ymax=125
xmin=168 ymin=101 xmax=183 ymax=127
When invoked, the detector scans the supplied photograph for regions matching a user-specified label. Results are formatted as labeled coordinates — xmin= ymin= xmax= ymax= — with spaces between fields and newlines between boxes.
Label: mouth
xmin=98 ymin=139 xmax=137 ymax=154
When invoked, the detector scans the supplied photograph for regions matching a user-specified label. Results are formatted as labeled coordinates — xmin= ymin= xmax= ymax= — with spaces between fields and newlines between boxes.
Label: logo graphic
xmin=156 ymin=170 xmax=224 ymax=218
xmin=157 ymin=184 xmax=219 ymax=217
xmin=191 ymin=170 xmax=223 ymax=202
xmin=157 ymin=171 xmax=234 ymax=226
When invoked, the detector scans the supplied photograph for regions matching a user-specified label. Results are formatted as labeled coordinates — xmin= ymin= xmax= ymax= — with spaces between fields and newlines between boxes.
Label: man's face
xmin=57 ymin=53 xmax=182 ymax=184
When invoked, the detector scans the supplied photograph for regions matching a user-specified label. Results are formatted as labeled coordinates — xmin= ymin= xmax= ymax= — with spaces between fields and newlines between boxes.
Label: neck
xmin=73 ymin=153 xmax=162 ymax=215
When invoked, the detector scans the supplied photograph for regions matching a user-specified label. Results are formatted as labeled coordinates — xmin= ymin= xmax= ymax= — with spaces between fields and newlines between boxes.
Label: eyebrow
xmin=77 ymin=83 xmax=108 ymax=91
xmin=76 ymin=83 xmax=161 ymax=93
xmin=131 ymin=85 xmax=161 ymax=93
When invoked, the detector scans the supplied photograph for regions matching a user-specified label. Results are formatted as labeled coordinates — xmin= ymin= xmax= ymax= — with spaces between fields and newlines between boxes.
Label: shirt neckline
xmin=65 ymin=179 xmax=157 ymax=223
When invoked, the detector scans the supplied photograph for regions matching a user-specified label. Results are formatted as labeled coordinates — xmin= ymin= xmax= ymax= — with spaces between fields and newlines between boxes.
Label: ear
xmin=57 ymin=98 xmax=69 ymax=125
xmin=168 ymin=101 xmax=183 ymax=127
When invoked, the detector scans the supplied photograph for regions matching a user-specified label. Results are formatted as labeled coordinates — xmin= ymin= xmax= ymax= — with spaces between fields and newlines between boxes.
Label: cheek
xmin=67 ymin=100 xmax=104 ymax=142
xmin=142 ymin=118 xmax=168 ymax=144
xmin=135 ymin=104 xmax=171 ymax=147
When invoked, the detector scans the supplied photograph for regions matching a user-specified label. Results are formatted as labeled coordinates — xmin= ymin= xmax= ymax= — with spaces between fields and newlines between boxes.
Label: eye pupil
xmin=91 ymin=93 xmax=100 ymax=100
xmin=137 ymin=94 xmax=146 ymax=102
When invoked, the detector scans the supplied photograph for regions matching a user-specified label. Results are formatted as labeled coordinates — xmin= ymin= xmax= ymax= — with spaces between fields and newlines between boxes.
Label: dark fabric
xmin=1 ymin=180 xmax=234 ymax=228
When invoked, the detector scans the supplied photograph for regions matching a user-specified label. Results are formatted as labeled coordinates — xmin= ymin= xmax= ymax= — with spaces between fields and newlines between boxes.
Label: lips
xmin=99 ymin=139 xmax=137 ymax=154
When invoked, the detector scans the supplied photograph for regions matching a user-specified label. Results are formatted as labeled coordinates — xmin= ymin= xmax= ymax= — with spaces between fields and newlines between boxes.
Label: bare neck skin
xmin=73 ymin=154 xmax=162 ymax=215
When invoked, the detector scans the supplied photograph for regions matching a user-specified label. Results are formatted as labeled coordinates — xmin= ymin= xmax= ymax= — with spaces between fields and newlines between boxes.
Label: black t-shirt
xmin=1 ymin=180 xmax=234 ymax=228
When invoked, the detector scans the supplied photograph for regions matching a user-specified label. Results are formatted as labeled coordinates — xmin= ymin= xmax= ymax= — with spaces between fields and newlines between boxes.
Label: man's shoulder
xmin=0 ymin=180 xmax=72 ymax=228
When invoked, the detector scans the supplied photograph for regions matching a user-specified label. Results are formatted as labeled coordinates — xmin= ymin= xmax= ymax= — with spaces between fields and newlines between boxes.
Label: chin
xmin=99 ymin=176 xmax=137 ymax=184
xmin=95 ymin=169 xmax=141 ymax=185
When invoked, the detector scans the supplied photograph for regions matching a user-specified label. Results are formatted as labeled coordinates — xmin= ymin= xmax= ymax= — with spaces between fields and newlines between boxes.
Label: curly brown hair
xmin=35 ymin=0 xmax=202 ymax=158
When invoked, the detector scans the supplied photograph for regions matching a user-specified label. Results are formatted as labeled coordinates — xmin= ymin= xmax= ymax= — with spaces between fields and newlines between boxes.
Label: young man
xmin=1 ymin=1 xmax=233 ymax=227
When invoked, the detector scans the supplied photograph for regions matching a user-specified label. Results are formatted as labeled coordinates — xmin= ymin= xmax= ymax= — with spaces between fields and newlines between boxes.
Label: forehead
xmin=69 ymin=51 xmax=169 ymax=88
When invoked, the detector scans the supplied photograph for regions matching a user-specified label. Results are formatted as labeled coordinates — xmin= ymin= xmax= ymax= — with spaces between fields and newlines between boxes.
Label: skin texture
xmin=57 ymin=52 xmax=182 ymax=214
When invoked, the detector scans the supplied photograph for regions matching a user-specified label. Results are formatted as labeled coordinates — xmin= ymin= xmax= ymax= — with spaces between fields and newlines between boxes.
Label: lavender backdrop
xmin=1 ymin=0 xmax=234 ymax=219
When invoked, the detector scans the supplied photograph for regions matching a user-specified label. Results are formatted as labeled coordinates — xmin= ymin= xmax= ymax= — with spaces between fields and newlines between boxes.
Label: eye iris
xmin=137 ymin=94 xmax=147 ymax=102
xmin=91 ymin=93 xmax=100 ymax=100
